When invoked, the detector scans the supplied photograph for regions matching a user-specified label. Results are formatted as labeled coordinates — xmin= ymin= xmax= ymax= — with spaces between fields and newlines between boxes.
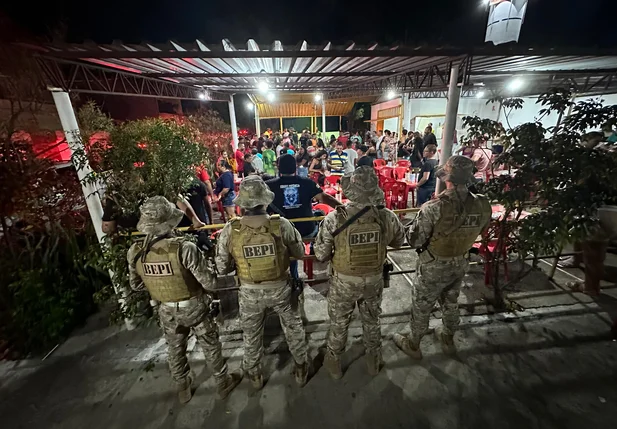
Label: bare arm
xmin=102 ymin=220 xmax=117 ymax=235
xmin=177 ymin=196 xmax=205 ymax=228
xmin=417 ymin=171 xmax=431 ymax=187
xmin=314 ymin=192 xmax=342 ymax=208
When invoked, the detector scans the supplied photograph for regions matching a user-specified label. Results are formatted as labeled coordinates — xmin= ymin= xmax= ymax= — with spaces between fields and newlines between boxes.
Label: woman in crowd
xmin=213 ymin=160 xmax=236 ymax=219
xmin=295 ymin=146 xmax=310 ymax=177
xmin=262 ymin=140 xmax=277 ymax=175
xmin=309 ymin=149 xmax=328 ymax=187
xmin=366 ymin=141 xmax=378 ymax=159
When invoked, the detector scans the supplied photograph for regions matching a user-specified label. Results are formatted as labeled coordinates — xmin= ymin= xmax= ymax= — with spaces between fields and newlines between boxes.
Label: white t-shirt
xmin=276 ymin=145 xmax=284 ymax=158
xmin=343 ymin=148 xmax=358 ymax=173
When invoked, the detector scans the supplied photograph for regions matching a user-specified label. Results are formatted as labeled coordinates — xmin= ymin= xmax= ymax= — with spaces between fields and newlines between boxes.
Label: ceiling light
xmin=198 ymin=92 xmax=206 ymax=100
xmin=258 ymin=81 xmax=269 ymax=92
xmin=476 ymin=90 xmax=486 ymax=98
xmin=386 ymin=90 xmax=396 ymax=99
xmin=266 ymin=92 xmax=275 ymax=102
xmin=314 ymin=94 xmax=322 ymax=102
xmin=507 ymin=78 xmax=524 ymax=92
xmin=246 ymin=102 xmax=254 ymax=111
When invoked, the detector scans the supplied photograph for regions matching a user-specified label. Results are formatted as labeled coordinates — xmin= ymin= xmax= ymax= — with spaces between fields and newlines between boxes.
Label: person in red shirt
xmin=337 ymin=131 xmax=349 ymax=146
xmin=235 ymin=141 xmax=246 ymax=177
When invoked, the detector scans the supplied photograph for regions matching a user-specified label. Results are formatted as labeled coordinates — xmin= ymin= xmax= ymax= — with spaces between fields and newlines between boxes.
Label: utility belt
xmin=236 ymin=276 xmax=289 ymax=290
xmin=330 ymin=263 xmax=394 ymax=289
xmin=416 ymin=248 xmax=467 ymax=264
xmin=160 ymin=295 xmax=221 ymax=318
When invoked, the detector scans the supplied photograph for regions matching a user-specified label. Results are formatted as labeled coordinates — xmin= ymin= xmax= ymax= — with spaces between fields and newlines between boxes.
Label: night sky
xmin=1 ymin=0 xmax=615 ymax=48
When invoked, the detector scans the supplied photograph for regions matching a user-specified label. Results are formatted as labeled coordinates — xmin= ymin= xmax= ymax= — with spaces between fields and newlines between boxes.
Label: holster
xmin=290 ymin=278 xmax=305 ymax=312
xmin=382 ymin=262 xmax=394 ymax=289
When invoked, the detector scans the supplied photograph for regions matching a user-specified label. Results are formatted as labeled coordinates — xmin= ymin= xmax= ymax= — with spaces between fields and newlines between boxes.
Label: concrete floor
xmin=1 ymin=249 xmax=617 ymax=429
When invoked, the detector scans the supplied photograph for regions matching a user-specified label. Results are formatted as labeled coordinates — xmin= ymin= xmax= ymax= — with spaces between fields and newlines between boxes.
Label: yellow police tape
xmin=126 ymin=207 xmax=421 ymax=236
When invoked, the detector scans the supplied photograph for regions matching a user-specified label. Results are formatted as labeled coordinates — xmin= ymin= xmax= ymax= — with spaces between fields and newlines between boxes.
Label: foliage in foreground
xmin=462 ymin=88 xmax=617 ymax=307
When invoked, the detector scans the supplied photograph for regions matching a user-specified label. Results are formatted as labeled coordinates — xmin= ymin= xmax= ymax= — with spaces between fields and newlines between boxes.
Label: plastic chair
xmin=313 ymin=203 xmax=335 ymax=215
xmin=380 ymin=166 xmax=395 ymax=180
xmin=472 ymin=221 xmax=510 ymax=286
xmin=394 ymin=167 xmax=408 ymax=181
xmin=216 ymin=200 xmax=227 ymax=222
xmin=396 ymin=160 xmax=411 ymax=168
xmin=325 ymin=175 xmax=341 ymax=187
xmin=381 ymin=179 xmax=404 ymax=210
xmin=373 ymin=159 xmax=387 ymax=167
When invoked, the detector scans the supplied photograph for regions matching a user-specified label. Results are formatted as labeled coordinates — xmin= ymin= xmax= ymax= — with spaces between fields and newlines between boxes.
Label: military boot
xmin=176 ymin=375 xmax=193 ymax=404
xmin=365 ymin=350 xmax=384 ymax=376
xmin=216 ymin=371 xmax=243 ymax=400
xmin=293 ymin=360 xmax=310 ymax=387
xmin=323 ymin=351 xmax=343 ymax=380
xmin=248 ymin=370 xmax=264 ymax=391
xmin=393 ymin=333 xmax=423 ymax=360
xmin=435 ymin=327 xmax=457 ymax=356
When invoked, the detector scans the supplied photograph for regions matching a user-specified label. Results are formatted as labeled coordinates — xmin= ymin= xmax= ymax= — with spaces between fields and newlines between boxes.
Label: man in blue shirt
xmin=328 ymin=142 xmax=349 ymax=176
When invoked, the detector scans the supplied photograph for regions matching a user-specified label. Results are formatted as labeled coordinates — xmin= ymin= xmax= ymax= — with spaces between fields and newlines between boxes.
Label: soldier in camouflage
xmin=127 ymin=196 xmax=241 ymax=404
xmin=216 ymin=176 xmax=309 ymax=391
xmin=314 ymin=167 xmax=406 ymax=379
xmin=394 ymin=156 xmax=491 ymax=358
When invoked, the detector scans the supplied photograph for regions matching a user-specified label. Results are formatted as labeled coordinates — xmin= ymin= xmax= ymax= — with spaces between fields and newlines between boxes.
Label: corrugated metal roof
xmin=36 ymin=40 xmax=617 ymax=98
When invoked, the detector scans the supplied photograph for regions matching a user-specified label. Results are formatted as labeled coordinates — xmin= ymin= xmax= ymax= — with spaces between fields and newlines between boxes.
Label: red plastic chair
xmin=394 ymin=167 xmax=408 ymax=181
xmin=394 ymin=181 xmax=409 ymax=210
xmin=472 ymin=221 xmax=510 ymax=286
xmin=373 ymin=159 xmax=387 ymax=167
xmin=380 ymin=166 xmax=395 ymax=180
xmin=325 ymin=175 xmax=341 ymax=187
xmin=396 ymin=160 xmax=411 ymax=168
xmin=313 ymin=203 xmax=335 ymax=215
xmin=217 ymin=200 xmax=227 ymax=222
xmin=382 ymin=179 xmax=406 ymax=210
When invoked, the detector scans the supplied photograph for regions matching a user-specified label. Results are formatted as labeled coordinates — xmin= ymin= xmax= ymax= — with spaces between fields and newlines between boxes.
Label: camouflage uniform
xmin=128 ymin=196 xmax=239 ymax=402
xmin=401 ymin=156 xmax=491 ymax=352
xmin=314 ymin=167 xmax=406 ymax=376
xmin=215 ymin=176 xmax=308 ymax=385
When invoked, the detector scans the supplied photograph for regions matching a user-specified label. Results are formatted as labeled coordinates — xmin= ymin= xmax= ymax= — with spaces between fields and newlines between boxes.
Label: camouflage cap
xmin=136 ymin=196 xmax=184 ymax=236
xmin=233 ymin=175 xmax=275 ymax=209
xmin=435 ymin=155 xmax=475 ymax=185
xmin=340 ymin=166 xmax=385 ymax=205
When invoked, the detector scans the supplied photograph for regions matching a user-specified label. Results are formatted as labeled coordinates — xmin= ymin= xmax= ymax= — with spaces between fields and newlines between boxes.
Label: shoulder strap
xmin=133 ymin=235 xmax=168 ymax=264
xmin=332 ymin=205 xmax=384 ymax=239
xmin=441 ymin=193 xmax=477 ymax=237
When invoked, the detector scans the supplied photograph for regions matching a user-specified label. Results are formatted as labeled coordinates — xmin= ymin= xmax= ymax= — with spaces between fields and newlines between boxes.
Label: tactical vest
xmin=332 ymin=206 xmax=386 ymax=276
xmin=427 ymin=192 xmax=491 ymax=258
xmin=229 ymin=215 xmax=289 ymax=284
xmin=134 ymin=238 xmax=203 ymax=303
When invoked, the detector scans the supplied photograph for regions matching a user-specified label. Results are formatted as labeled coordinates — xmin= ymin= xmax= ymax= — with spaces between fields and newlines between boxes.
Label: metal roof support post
xmin=322 ymin=99 xmax=326 ymax=139
xmin=228 ymin=95 xmax=239 ymax=150
xmin=254 ymin=104 xmax=261 ymax=136
xmin=49 ymin=89 xmax=136 ymax=330
xmin=437 ymin=64 xmax=461 ymax=194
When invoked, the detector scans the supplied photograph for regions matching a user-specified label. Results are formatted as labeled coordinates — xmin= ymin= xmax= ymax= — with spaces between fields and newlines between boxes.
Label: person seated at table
xmin=329 ymin=142 xmax=349 ymax=176
xmin=309 ymin=150 xmax=328 ymax=187
xmin=266 ymin=155 xmax=342 ymax=279
xmin=356 ymin=145 xmax=373 ymax=167
xmin=213 ymin=160 xmax=237 ymax=220
xmin=417 ymin=144 xmax=438 ymax=206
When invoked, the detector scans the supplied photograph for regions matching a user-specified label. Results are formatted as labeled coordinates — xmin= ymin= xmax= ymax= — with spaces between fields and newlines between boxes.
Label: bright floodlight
xmin=198 ymin=92 xmax=206 ymax=100
xmin=314 ymin=94 xmax=322 ymax=102
xmin=387 ymin=90 xmax=396 ymax=99
xmin=246 ymin=102 xmax=254 ymax=111
xmin=508 ymin=78 xmax=524 ymax=92
xmin=476 ymin=90 xmax=486 ymax=98
xmin=258 ymin=81 xmax=269 ymax=92
xmin=266 ymin=92 xmax=275 ymax=102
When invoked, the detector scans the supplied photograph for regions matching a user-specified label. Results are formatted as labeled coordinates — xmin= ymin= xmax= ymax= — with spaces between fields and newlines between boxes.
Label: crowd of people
xmin=127 ymin=156 xmax=492 ymax=404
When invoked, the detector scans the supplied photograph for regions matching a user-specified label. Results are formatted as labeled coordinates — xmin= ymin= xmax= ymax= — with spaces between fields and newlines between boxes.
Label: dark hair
xmin=266 ymin=140 xmax=273 ymax=149
xmin=244 ymin=153 xmax=252 ymax=160
xmin=346 ymin=140 xmax=353 ymax=148
xmin=315 ymin=150 xmax=328 ymax=159
xmin=284 ymin=142 xmax=290 ymax=148
xmin=280 ymin=148 xmax=287 ymax=156
xmin=402 ymin=129 xmax=408 ymax=135
xmin=425 ymin=144 xmax=437 ymax=154
xmin=359 ymin=144 xmax=369 ymax=154
xmin=317 ymin=139 xmax=325 ymax=148
xmin=251 ymin=148 xmax=258 ymax=155
xmin=219 ymin=160 xmax=232 ymax=170
xmin=330 ymin=135 xmax=336 ymax=142
xmin=336 ymin=141 xmax=344 ymax=146
xmin=385 ymin=130 xmax=391 ymax=136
